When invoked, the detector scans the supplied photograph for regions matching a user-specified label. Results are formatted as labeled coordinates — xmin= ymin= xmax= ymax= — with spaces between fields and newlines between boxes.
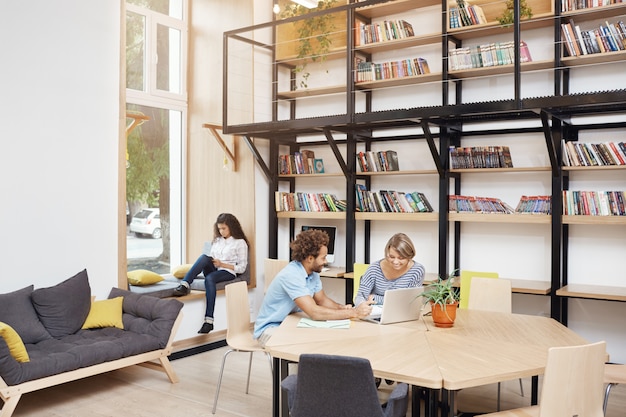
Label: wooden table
xmin=266 ymin=309 xmax=589 ymax=417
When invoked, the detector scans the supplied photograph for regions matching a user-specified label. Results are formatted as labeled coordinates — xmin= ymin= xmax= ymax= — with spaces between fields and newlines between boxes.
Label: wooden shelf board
xmin=447 ymin=12 xmax=555 ymax=40
xmin=277 ymin=85 xmax=347 ymax=99
xmin=450 ymin=166 xmax=551 ymax=173
xmin=557 ymin=284 xmax=626 ymax=302
xmin=356 ymin=72 xmax=441 ymax=89
xmin=563 ymin=164 xmax=626 ymax=171
xmin=355 ymin=212 xmax=439 ymax=221
xmin=355 ymin=32 xmax=442 ymax=53
xmin=449 ymin=60 xmax=554 ymax=79
xmin=356 ymin=0 xmax=440 ymax=18
xmin=508 ymin=279 xmax=551 ymax=295
xmin=276 ymin=211 xmax=346 ymax=219
xmin=561 ymin=50 xmax=626 ymax=68
xmin=357 ymin=169 xmax=438 ymax=176
xmin=448 ymin=212 xmax=551 ymax=223
xmin=562 ymin=215 xmax=626 ymax=225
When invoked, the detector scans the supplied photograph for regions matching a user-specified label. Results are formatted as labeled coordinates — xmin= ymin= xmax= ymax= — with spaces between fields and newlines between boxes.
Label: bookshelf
xmin=222 ymin=0 xmax=626 ymax=323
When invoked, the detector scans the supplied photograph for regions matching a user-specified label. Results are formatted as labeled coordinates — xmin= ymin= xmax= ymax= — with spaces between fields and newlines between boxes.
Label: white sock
xmin=205 ymin=317 xmax=214 ymax=324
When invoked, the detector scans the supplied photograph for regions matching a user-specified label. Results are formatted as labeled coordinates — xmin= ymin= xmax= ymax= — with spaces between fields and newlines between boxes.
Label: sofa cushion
xmin=0 ymin=285 xmax=51 ymax=344
xmin=81 ymin=297 xmax=124 ymax=330
xmin=0 ymin=322 xmax=29 ymax=362
xmin=172 ymin=264 xmax=193 ymax=278
xmin=127 ymin=269 xmax=164 ymax=286
xmin=31 ymin=269 xmax=92 ymax=338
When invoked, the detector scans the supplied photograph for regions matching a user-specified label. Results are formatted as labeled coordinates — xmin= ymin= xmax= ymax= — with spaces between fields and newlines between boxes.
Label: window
xmin=125 ymin=0 xmax=187 ymax=274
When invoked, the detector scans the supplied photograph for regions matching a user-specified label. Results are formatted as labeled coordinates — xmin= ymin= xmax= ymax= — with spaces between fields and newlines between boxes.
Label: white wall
xmin=0 ymin=1 xmax=122 ymax=298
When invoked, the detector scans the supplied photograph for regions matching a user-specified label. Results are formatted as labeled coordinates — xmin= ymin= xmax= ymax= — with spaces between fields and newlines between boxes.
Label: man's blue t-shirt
xmin=253 ymin=261 xmax=323 ymax=339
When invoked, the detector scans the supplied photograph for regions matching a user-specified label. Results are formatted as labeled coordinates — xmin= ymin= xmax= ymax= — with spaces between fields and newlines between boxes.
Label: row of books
xmin=561 ymin=19 xmax=626 ymax=57
xmin=278 ymin=150 xmax=325 ymax=175
xmin=563 ymin=190 xmax=626 ymax=216
xmin=515 ymin=195 xmax=552 ymax=215
xmin=561 ymin=0 xmax=624 ymax=13
xmin=356 ymin=185 xmax=434 ymax=213
xmin=562 ymin=140 xmax=626 ymax=166
xmin=355 ymin=57 xmax=430 ymax=83
xmin=449 ymin=145 xmax=514 ymax=169
xmin=357 ymin=150 xmax=399 ymax=172
xmin=449 ymin=195 xmax=515 ymax=213
xmin=356 ymin=19 xmax=415 ymax=46
xmin=275 ymin=192 xmax=346 ymax=212
xmin=448 ymin=41 xmax=532 ymax=71
xmin=449 ymin=0 xmax=487 ymax=29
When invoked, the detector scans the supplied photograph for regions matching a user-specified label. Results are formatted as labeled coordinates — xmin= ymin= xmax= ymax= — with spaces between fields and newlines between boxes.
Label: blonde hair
xmin=384 ymin=233 xmax=416 ymax=259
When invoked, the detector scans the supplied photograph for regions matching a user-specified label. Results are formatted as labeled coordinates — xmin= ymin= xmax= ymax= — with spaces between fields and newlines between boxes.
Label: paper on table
xmin=297 ymin=317 xmax=351 ymax=329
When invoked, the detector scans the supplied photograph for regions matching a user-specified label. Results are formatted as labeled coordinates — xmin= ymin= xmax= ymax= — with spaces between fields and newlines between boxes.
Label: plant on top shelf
xmin=280 ymin=0 xmax=337 ymax=89
xmin=418 ymin=273 xmax=460 ymax=328
xmin=497 ymin=0 xmax=533 ymax=26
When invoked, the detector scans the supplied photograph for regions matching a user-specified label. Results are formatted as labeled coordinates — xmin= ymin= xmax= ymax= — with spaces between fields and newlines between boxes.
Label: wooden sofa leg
xmin=159 ymin=356 xmax=180 ymax=384
xmin=1 ymin=393 xmax=21 ymax=417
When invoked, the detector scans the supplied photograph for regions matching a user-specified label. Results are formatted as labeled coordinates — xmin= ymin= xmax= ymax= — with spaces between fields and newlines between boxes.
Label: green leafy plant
xmin=497 ymin=0 xmax=533 ymax=26
xmin=418 ymin=273 xmax=460 ymax=311
xmin=280 ymin=0 xmax=337 ymax=89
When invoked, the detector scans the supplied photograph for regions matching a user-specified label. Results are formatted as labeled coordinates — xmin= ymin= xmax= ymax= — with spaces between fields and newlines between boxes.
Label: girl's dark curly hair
xmin=213 ymin=213 xmax=249 ymax=246
xmin=290 ymin=229 xmax=329 ymax=262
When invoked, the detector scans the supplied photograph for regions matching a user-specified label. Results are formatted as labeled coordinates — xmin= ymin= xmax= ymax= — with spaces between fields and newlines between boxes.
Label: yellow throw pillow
xmin=0 ymin=321 xmax=30 ymax=362
xmin=127 ymin=269 xmax=164 ymax=286
xmin=82 ymin=297 xmax=124 ymax=330
xmin=172 ymin=264 xmax=192 ymax=279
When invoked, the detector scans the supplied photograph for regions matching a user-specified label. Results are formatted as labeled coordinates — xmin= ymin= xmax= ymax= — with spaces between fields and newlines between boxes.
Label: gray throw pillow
xmin=31 ymin=269 xmax=92 ymax=338
xmin=0 ymin=285 xmax=51 ymax=344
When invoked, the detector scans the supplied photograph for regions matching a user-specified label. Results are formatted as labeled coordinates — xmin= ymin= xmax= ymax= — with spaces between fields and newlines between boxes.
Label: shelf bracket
xmin=126 ymin=112 xmax=150 ymax=138
xmin=540 ymin=111 xmax=560 ymax=178
xmin=324 ymin=128 xmax=349 ymax=178
xmin=421 ymin=119 xmax=443 ymax=176
xmin=242 ymin=134 xmax=272 ymax=181
xmin=203 ymin=123 xmax=237 ymax=171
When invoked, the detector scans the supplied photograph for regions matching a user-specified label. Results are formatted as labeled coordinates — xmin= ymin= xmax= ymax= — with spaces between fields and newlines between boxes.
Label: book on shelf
xmin=561 ymin=140 xmax=626 ymax=166
xmin=515 ymin=195 xmax=552 ymax=214
xmin=449 ymin=195 xmax=515 ymax=213
xmin=279 ymin=150 xmax=321 ymax=174
xmin=313 ymin=159 xmax=325 ymax=174
xmin=355 ymin=185 xmax=433 ymax=213
xmin=563 ymin=190 xmax=626 ymax=216
xmin=561 ymin=0 xmax=621 ymax=13
xmin=356 ymin=19 xmax=415 ymax=45
xmin=357 ymin=150 xmax=399 ymax=172
xmin=449 ymin=145 xmax=514 ymax=169
xmin=449 ymin=41 xmax=532 ymax=71
xmin=275 ymin=191 xmax=345 ymax=212
xmin=562 ymin=19 xmax=626 ymax=57
xmin=449 ymin=0 xmax=487 ymax=28
xmin=356 ymin=57 xmax=430 ymax=83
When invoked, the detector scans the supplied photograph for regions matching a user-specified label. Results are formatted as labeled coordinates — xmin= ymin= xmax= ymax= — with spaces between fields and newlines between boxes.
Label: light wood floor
xmin=11 ymin=345 xmax=626 ymax=416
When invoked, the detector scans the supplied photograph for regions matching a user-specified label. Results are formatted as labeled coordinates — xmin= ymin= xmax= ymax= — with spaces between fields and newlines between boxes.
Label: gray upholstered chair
xmin=280 ymin=353 xmax=409 ymax=417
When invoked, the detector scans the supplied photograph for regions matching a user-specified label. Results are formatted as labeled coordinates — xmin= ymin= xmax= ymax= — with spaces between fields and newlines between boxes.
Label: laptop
xmin=362 ymin=286 xmax=425 ymax=324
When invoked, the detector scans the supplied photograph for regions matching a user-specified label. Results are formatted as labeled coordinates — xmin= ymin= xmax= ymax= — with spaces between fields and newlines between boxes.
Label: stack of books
xmin=449 ymin=0 xmax=488 ymax=29
xmin=562 ymin=140 xmax=626 ymax=166
xmin=449 ymin=41 xmax=532 ymax=71
xmin=278 ymin=150 xmax=324 ymax=174
xmin=356 ymin=57 xmax=430 ymax=82
xmin=356 ymin=19 xmax=414 ymax=45
xmin=357 ymin=150 xmax=399 ymax=172
xmin=449 ymin=145 xmax=513 ymax=169
xmin=449 ymin=195 xmax=515 ymax=213
xmin=561 ymin=19 xmax=626 ymax=57
xmin=356 ymin=185 xmax=433 ymax=213
xmin=275 ymin=192 xmax=345 ymax=212
xmin=515 ymin=195 xmax=552 ymax=214
xmin=563 ymin=190 xmax=626 ymax=216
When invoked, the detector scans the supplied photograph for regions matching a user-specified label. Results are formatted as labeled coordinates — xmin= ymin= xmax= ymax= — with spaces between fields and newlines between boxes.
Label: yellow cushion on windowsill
xmin=81 ymin=296 xmax=124 ymax=330
xmin=172 ymin=264 xmax=193 ymax=279
xmin=127 ymin=269 xmax=164 ymax=286
xmin=0 ymin=321 xmax=30 ymax=362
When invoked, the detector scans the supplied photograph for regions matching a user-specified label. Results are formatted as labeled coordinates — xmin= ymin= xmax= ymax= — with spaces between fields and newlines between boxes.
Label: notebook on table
xmin=362 ymin=286 xmax=425 ymax=325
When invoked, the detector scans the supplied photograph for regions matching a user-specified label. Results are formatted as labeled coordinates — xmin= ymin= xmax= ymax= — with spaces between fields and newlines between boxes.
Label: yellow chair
xmin=459 ymin=270 xmax=499 ymax=309
xmin=352 ymin=263 xmax=369 ymax=304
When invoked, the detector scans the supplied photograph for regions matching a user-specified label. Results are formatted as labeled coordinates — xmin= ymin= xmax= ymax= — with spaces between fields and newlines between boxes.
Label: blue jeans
xmin=182 ymin=254 xmax=235 ymax=318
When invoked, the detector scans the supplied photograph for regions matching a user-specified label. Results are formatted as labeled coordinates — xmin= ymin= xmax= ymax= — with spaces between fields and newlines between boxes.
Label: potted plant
xmin=419 ymin=274 xmax=460 ymax=328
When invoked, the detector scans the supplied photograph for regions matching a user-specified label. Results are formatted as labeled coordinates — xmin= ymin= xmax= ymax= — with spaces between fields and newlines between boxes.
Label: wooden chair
xmin=459 ymin=269 xmax=499 ymax=309
xmin=603 ymin=363 xmax=626 ymax=415
xmin=476 ymin=341 xmax=607 ymax=417
xmin=468 ymin=277 xmax=521 ymax=411
xmin=211 ymin=281 xmax=273 ymax=414
xmin=264 ymin=258 xmax=288 ymax=293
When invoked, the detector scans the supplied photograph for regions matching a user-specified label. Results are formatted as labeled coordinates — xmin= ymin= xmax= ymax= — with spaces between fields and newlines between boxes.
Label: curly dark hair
xmin=213 ymin=213 xmax=249 ymax=245
xmin=290 ymin=229 xmax=329 ymax=262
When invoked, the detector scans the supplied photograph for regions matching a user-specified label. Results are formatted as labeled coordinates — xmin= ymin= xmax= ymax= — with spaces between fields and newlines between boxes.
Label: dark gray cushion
xmin=31 ymin=269 xmax=91 ymax=338
xmin=0 ymin=285 xmax=51 ymax=344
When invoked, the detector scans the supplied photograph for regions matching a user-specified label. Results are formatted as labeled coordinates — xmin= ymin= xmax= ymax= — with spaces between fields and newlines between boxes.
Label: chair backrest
xmin=352 ymin=263 xmax=369 ymax=304
xmin=539 ymin=341 xmax=606 ymax=417
xmin=225 ymin=281 xmax=252 ymax=344
xmin=459 ymin=270 xmax=499 ymax=309
xmin=288 ymin=353 xmax=385 ymax=417
xmin=264 ymin=258 xmax=288 ymax=293
xmin=467 ymin=277 xmax=512 ymax=313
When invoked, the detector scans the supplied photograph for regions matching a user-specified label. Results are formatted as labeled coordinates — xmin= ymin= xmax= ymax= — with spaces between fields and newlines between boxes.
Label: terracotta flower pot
xmin=430 ymin=301 xmax=458 ymax=328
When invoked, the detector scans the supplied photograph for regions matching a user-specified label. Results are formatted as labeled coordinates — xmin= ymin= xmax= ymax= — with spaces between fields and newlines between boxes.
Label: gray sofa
xmin=0 ymin=269 xmax=183 ymax=417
